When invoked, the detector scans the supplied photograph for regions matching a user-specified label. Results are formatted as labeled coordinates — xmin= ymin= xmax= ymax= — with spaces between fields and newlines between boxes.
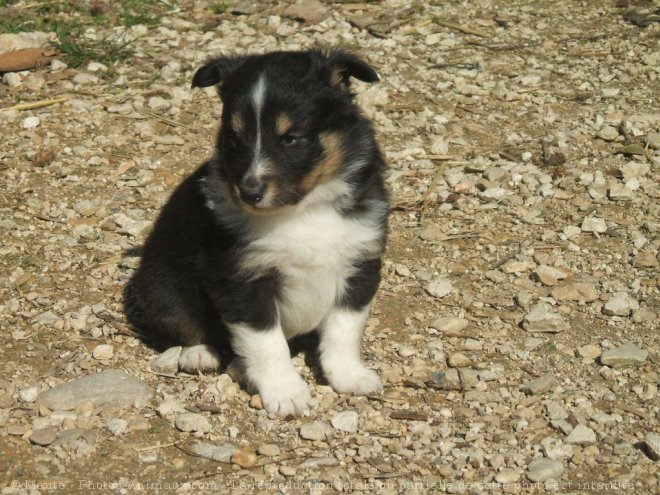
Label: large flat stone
xmin=37 ymin=370 xmax=152 ymax=411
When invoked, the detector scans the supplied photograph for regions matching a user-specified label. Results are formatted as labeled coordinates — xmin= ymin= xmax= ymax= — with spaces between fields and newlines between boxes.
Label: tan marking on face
xmin=300 ymin=132 xmax=344 ymax=193
xmin=275 ymin=114 xmax=292 ymax=136
xmin=231 ymin=113 xmax=245 ymax=133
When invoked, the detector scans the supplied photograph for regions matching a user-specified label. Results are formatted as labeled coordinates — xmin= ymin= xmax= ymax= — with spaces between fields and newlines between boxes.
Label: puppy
xmin=135 ymin=50 xmax=389 ymax=418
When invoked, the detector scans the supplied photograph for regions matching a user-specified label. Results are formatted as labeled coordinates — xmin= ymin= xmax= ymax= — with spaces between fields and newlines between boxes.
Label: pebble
xmin=231 ymin=448 xmax=257 ymax=468
xmin=430 ymin=316 xmax=468 ymax=333
xmin=21 ymin=116 xmax=40 ymax=129
xmin=257 ymin=443 xmax=280 ymax=457
xmin=643 ymin=433 xmax=660 ymax=461
xmin=551 ymin=283 xmax=598 ymax=302
xmin=107 ymin=418 xmax=128 ymax=436
xmin=280 ymin=465 xmax=296 ymax=476
xmin=581 ymin=217 xmax=607 ymax=233
xmin=37 ymin=370 xmax=152 ymax=410
xmin=151 ymin=346 xmax=182 ymax=374
xmin=330 ymin=411 xmax=358 ymax=433
xmin=426 ymin=278 xmax=452 ymax=298
xmin=3 ymin=72 xmax=21 ymax=87
xmin=19 ymin=386 xmax=39 ymax=403
xmin=596 ymin=124 xmax=619 ymax=141
xmin=532 ymin=265 xmax=568 ymax=286
xmin=300 ymin=421 xmax=330 ymax=441
xmin=603 ymin=292 xmax=637 ymax=316
xmin=397 ymin=347 xmax=416 ymax=358
xmin=521 ymin=305 xmax=568 ymax=333
xmin=526 ymin=458 xmax=564 ymax=482
xmin=600 ymin=343 xmax=648 ymax=368
xmin=73 ymin=73 xmax=99 ymax=85
xmin=92 ymin=344 xmax=114 ymax=360
xmin=298 ymin=457 xmax=337 ymax=469
xmin=566 ymin=424 xmax=597 ymax=445
xmin=501 ymin=260 xmax=535 ymax=273
xmin=545 ymin=401 xmax=568 ymax=420
xmin=577 ymin=344 xmax=602 ymax=359
xmin=447 ymin=352 xmax=471 ymax=368
xmin=523 ymin=372 xmax=555 ymax=395
xmin=189 ymin=442 xmax=237 ymax=462
xmin=153 ymin=135 xmax=185 ymax=145
xmin=645 ymin=132 xmax=660 ymax=150
xmin=175 ymin=413 xmax=211 ymax=433
xmin=495 ymin=468 xmax=520 ymax=483
xmin=29 ymin=428 xmax=57 ymax=446
xmin=148 ymin=96 xmax=170 ymax=111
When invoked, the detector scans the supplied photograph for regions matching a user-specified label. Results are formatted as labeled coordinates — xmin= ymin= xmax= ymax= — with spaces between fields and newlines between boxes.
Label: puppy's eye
xmin=280 ymin=134 xmax=298 ymax=146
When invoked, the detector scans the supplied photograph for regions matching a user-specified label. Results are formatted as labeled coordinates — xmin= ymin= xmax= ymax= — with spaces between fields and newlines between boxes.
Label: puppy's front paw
xmin=326 ymin=366 xmax=383 ymax=396
xmin=179 ymin=345 xmax=221 ymax=373
xmin=258 ymin=372 xmax=312 ymax=418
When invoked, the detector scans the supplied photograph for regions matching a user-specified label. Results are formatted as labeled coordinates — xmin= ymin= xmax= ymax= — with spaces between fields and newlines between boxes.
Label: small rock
xmin=632 ymin=306 xmax=657 ymax=323
xmin=21 ymin=116 xmax=40 ymax=129
xmin=603 ymin=292 xmax=638 ymax=316
xmin=73 ymin=73 xmax=98 ymax=85
xmin=398 ymin=347 xmax=416 ymax=358
xmin=331 ymin=411 xmax=358 ymax=433
xmin=522 ymin=305 xmax=568 ymax=333
xmin=29 ymin=428 xmax=57 ymax=446
xmin=501 ymin=260 xmax=535 ymax=273
xmin=431 ymin=369 xmax=461 ymax=390
xmin=151 ymin=346 xmax=182 ymax=374
xmin=566 ymin=424 xmax=597 ymax=445
xmin=545 ymin=401 xmax=568 ymax=420
xmin=19 ymin=386 xmax=39 ymax=403
xmin=495 ymin=469 xmax=520 ymax=484
xmin=600 ymin=343 xmax=648 ymax=368
xmin=153 ymin=135 xmax=185 ymax=145
xmin=107 ymin=418 xmax=128 ymax=436
xmin=38 ymin=370 xmax=151 ymax=410
xmin=283 ymin=0 xmax=329 ymax=24
xmin=430 ymin=136 xmax=448 ymax=155
xmin=298 ymin=457 xmax=337 ymax=469
xmin=300 ymin=421 xmax=330 ymax=441
xmin=515 ymin=290 xmax=534 ymax=308
xmin=532 ymin=265 xmax=569 ymax=286
xmin=249 ymin=394 xmax=263 ymax=410
xmin=148 ymin=96 xmax=170 ymax=111
xmin=643 ymin=433 xmax=660 ymax=461
xmin=551 ymin=283 xmax=598 ymax=302
xmin=231 ymin=448 xmax=257 ymax=468
xmin=280 ymin=465 xmax=296 ymax=476
xmin=92 ymin=344 xmax=114 ymax=360
xmin=577 ymin=344 xmax=602 ymax=359
xmin=447 ymin=352 xmax=471 ymax=368
xmin=581 ymin=217 xmax=607 ymax=233
xmin=523 ymin=372 xmax=555 ymax=395
xmin=615 ymin=143 xmax=645 ymax=156
xmin=596 ymin=125 xmax=619 ymax=141
xmin=3 ymin=72 xmax=21 ymax=86
xmin=645 ymin=132 xmax=660 ymax=150
xmin=175 ymin=413 xmax=211 ymax=433
xmin=429 ymin=317 xmax=468 ymax=333
xmin=189 ymin=442 xmax=237 ymax=462
xmin=426 ymin=278 xmax=452 ymax=298
xmin=526 ymin=458 xmax=564 ymax=482
xmin=608 ymin=183 xmax=634 ymax=201
xmin=257 ymin=443 xmax=280 ymax=457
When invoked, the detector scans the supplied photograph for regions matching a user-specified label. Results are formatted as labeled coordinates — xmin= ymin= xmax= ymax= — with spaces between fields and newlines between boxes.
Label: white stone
xmin=73 ymin=73 xmax=99 ymax=85
xmin=566 ymin=424 xmax=597 ymax=445
xmin=603 ymin=292 xmax=638 ymax=316
xmin=600 ymin=343 xmax=648 ymax=367
xmin=175 ymin=413 xmax=211 ymax=433
xmin=522 ymin=305 xmax=568 ymax=333
xmin=151 ymin=346 xmax=182 ymax=374
xmin=581 ymin=217 xmax=607 ymax=233
xmin=19 ymin=386 xmax=39 ymax=403
xmin=526 ymin=458 xmax=564 ymax=482
xmin=430 ymin=136 xmax=448 ymax=155
xmin=3 ymin=72 xmax=22 ymax=87
xmin=92 ymin=344 xmax=114 ymax=360
xmin=430 ymin=317 xmax=468 ymax=333
xmin=300 ymin=421 xmax=330 ymax=440
xmin=426 ymin=278 xmax=452 ymax=298
xmin=107 ymin=418 xmax=128 ymax=436
xmin=331 ymin=411 xmax=358 ymax=433
xmin=644 ymin=433 xmax=660 ymax=461
xmin=21 ymin=116 xmax=40 ymax=129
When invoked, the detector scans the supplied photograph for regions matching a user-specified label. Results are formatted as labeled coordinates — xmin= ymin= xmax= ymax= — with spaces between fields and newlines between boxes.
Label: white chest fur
xmin=243 ymin=201 xmax=383 ymax=338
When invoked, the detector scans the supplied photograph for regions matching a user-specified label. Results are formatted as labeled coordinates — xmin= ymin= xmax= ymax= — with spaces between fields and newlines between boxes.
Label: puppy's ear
xmin=191 ymin=56 xmax=246 ymax=89
xmin=328 ymin=51 xmax=379 ymax=86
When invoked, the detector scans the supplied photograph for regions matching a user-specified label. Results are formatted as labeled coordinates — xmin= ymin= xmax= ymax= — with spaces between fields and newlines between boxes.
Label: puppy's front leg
xmin=319 ymin=306 xmax=383 ymax=395
xmin=230 ymin=322 xmax=312 ymax=417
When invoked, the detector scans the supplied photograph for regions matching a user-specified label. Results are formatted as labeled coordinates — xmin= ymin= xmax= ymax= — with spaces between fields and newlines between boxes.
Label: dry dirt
xmin=1 ymin=1 xmax=659 ymax=494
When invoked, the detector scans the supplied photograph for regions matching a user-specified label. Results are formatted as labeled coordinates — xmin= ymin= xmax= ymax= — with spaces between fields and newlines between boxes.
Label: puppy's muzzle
xmin=239 ymin=175 xmax=266 ymax=205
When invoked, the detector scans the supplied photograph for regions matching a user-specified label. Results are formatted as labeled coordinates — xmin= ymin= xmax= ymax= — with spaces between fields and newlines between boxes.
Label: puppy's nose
xmin=239 ymin=176 xmax=265 ymax=204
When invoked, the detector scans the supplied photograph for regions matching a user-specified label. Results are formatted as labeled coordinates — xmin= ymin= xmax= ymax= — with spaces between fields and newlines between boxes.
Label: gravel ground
xmin=1 ymin=1 xmax=659 ymax=494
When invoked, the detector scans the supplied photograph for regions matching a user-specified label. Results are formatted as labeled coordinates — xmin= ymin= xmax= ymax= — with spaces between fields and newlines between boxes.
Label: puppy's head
xmin=192 ymin=50 xmax=379 ymax=212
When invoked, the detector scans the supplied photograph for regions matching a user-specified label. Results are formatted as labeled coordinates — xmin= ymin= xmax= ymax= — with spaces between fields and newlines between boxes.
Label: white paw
xmin=178 ymin=345 xmax=221 ymax=373
xmin=326 ymin=365 xmax=383 ymax=396
xmin=257 ymin=372 xmax=312 ymax=418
